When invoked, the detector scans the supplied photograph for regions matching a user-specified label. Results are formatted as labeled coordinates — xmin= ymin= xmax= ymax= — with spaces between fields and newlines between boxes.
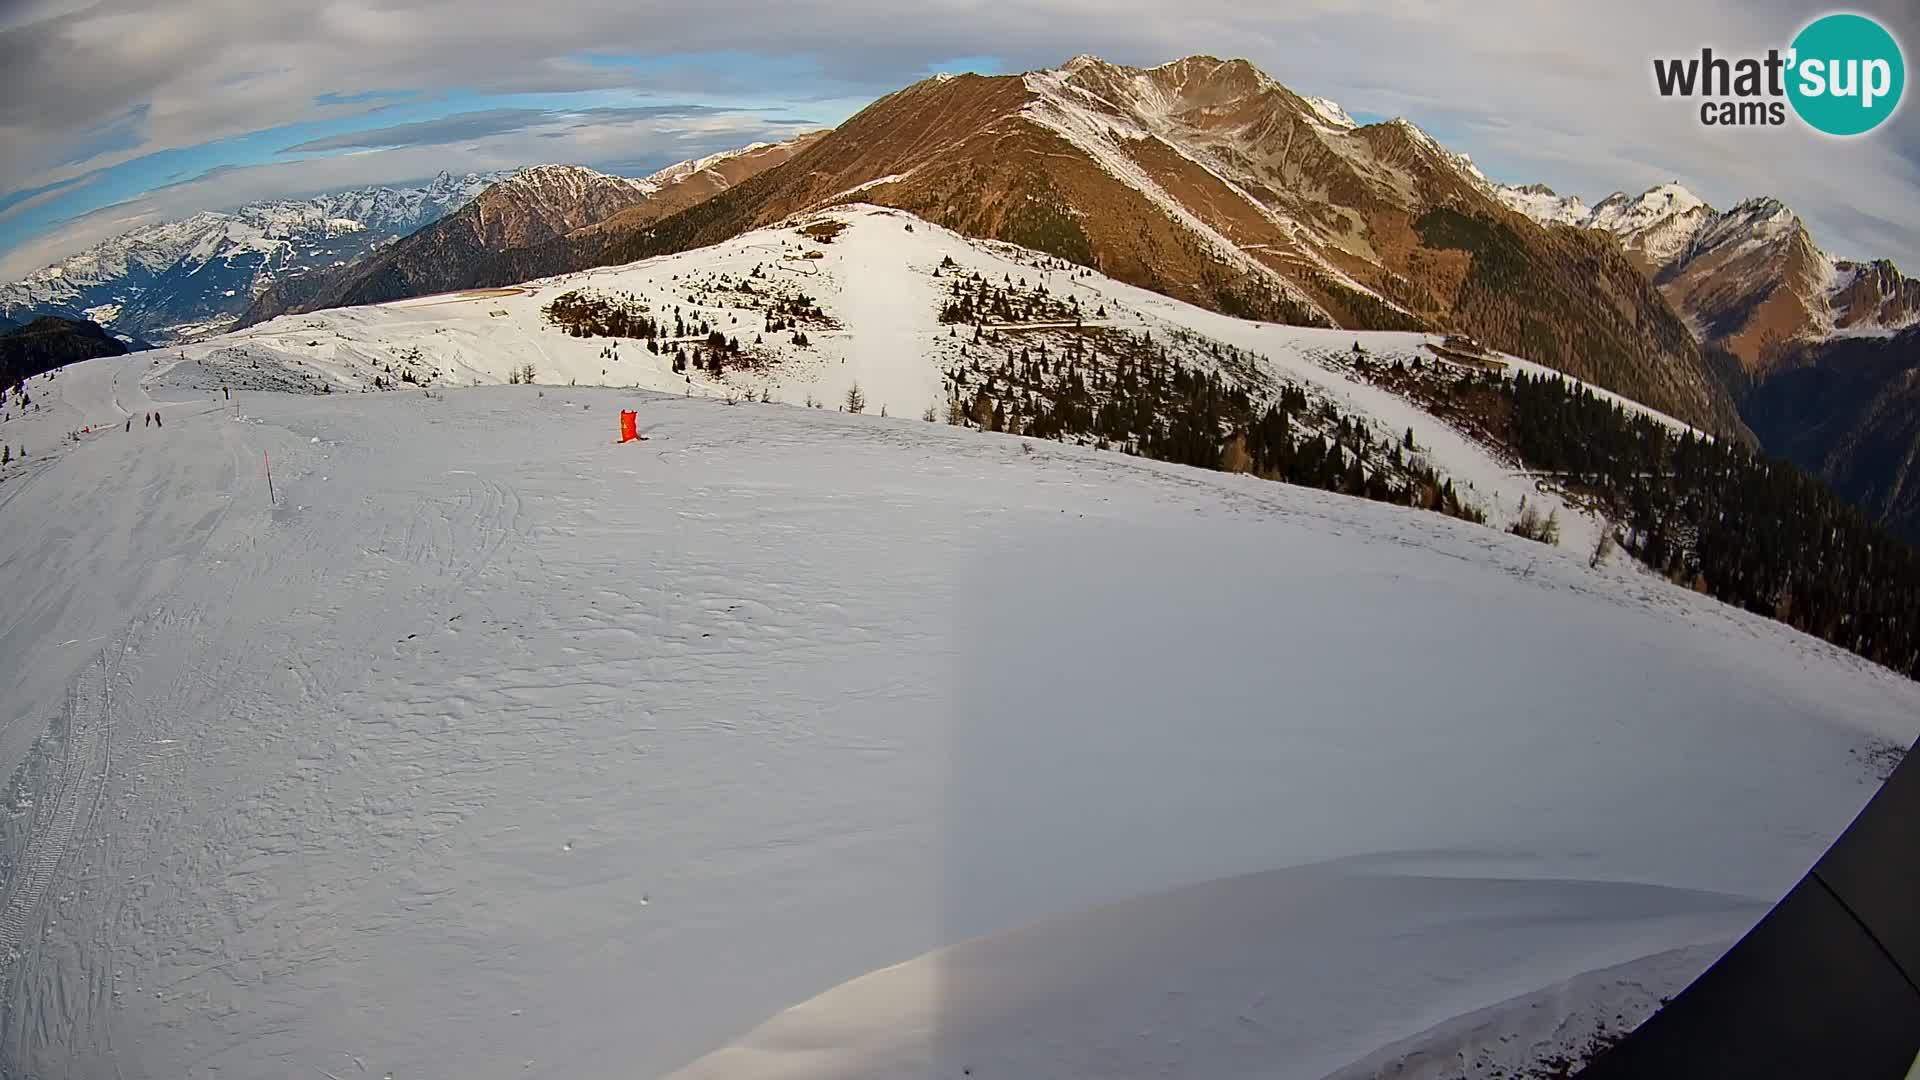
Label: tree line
xmin=946 ymin=330 xmax=1485 ymax=526
xmin=1501 ymin=369 xmax=1920 ymax=677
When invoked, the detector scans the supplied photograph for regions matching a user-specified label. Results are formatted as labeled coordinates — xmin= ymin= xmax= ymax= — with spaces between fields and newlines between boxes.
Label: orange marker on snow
xmin=618 ymin=410 xmax=643 ymax=443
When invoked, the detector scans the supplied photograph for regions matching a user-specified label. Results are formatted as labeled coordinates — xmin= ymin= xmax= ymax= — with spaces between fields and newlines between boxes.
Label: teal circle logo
xmin=1787 ymin=13 xmax=1905 ymax=136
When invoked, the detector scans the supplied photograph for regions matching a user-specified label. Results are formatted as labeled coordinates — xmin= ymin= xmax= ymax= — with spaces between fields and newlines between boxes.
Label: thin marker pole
xmin=264 ymin=450 xmax=276 ymax=506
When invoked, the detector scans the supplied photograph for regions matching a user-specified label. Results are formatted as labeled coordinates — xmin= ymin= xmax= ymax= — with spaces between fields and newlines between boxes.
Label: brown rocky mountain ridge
xmin=1503 ymin=183 xmax=1920 ymax=376
xmin=1646 ymin=201 xmax=1918 ymax=376
xmin=572 ymin=136 xmax=829 ymax=240
xmin=463 ymin=164 xmax=661 ymax=249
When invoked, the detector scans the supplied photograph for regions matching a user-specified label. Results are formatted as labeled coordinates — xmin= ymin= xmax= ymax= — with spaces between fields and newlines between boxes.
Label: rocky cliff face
xmin=1502 ymin=182 xmax=1920 ymax=375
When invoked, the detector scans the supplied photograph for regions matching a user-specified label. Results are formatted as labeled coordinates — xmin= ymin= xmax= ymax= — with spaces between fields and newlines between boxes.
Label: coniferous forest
xmin=944 ymin=328 xmax=1487 ymax=526
xmin=1502 ymin=371 xmax=1920 ymax=677
xmin=1374 ymin=356 xmax=1920 ymax=679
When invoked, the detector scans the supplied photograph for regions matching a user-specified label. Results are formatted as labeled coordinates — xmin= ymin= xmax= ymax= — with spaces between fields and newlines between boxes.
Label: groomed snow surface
xmin=3 ymin=218 xmax=1919 ymax=1079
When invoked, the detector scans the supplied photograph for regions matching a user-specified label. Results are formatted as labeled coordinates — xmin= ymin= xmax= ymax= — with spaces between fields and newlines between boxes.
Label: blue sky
xmin=2 ymin=2 xmax=1916 ymax=279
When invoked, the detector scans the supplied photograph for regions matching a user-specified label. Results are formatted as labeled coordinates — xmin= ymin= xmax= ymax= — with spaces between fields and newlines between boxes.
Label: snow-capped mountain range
xmin=1495 ymin=179 xmax=1920 ymax=370
xmin=0 ymin=171 xmax=505 ymax=344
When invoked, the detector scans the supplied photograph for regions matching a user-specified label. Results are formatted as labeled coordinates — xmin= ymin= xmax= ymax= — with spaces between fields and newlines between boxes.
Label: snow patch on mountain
xmin=500 ymin=163 xmax=661 ymax=203
xmin=1500 ymin=179 xmax=1744 ymax=273
xmin=831 ymin=173 xmax=913 ymax=201
xmin=1494 ymin=183 xmax=1591 ymax=227
xmin=644 ymin=143 xmax=777 ymax=187
xmin=1499 ymin=180 xmax=1713 ymax=260
xmin=1585 ymin=183 xmax=1707 ymax=234
xmin=1303 ymin=95 xmax=1358 ymax=131
xmin=1579 ymin=183 xmax=1714 ymax=268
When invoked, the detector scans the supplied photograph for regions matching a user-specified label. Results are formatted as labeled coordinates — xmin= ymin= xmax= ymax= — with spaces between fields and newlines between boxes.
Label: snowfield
xmin=2 ymin=216 xmax=1918 ymax=1078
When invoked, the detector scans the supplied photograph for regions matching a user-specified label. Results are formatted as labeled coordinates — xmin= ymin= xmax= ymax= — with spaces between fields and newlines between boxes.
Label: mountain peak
xmin=642 ymin=142 xmax=781 ymax=187
xmin=1300 ymin=94 xmax=1357 ymax=130
xmin=1688 ymin=196 xmax=1806 ymax=262
xmin=1149 ymin=54 xmax=1258 ymax=79
xmin=1645 ymin=181 xmax=1706 ymax=208
xmin=1060 ymin=54 xmax=1112 ymax=74
xmin=1494 ymin=182 xmax=1590 ymax=227
xmin=503 ymin=163 xmax=640 ymax=188
xmin=1725 ymin=195 xmax=1792 ymax=220
xmin=1585 ymin=182 xmax=1711 ymax=238
xmin=1049 ymin=53 xmax=1278 ymax=103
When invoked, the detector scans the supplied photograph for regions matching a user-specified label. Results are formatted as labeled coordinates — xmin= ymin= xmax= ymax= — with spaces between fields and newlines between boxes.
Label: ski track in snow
xmin=0 ymin=242 xmax=1917 ymax=1077
xmin=0 ymin=648 xmax=113 ymax=962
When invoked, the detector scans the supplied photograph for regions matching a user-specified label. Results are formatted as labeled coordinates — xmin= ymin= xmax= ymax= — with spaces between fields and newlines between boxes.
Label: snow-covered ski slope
xmin=1 ymin=343 xmax=1917 ymax=1079
xmin=158 ymin=204 xmax=1702 ymax=553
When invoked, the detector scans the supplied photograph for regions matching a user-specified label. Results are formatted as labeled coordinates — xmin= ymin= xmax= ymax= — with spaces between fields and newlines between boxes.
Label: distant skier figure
xmin=144 ymin=413 xmax=151 ymax=428
xmin=125 ymin=417 xmax=131 ymax=432
xmin=154 ymin=411 xmax=161 ymax=428
xmin=223 ymin=385 xmax=230 ymax=401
